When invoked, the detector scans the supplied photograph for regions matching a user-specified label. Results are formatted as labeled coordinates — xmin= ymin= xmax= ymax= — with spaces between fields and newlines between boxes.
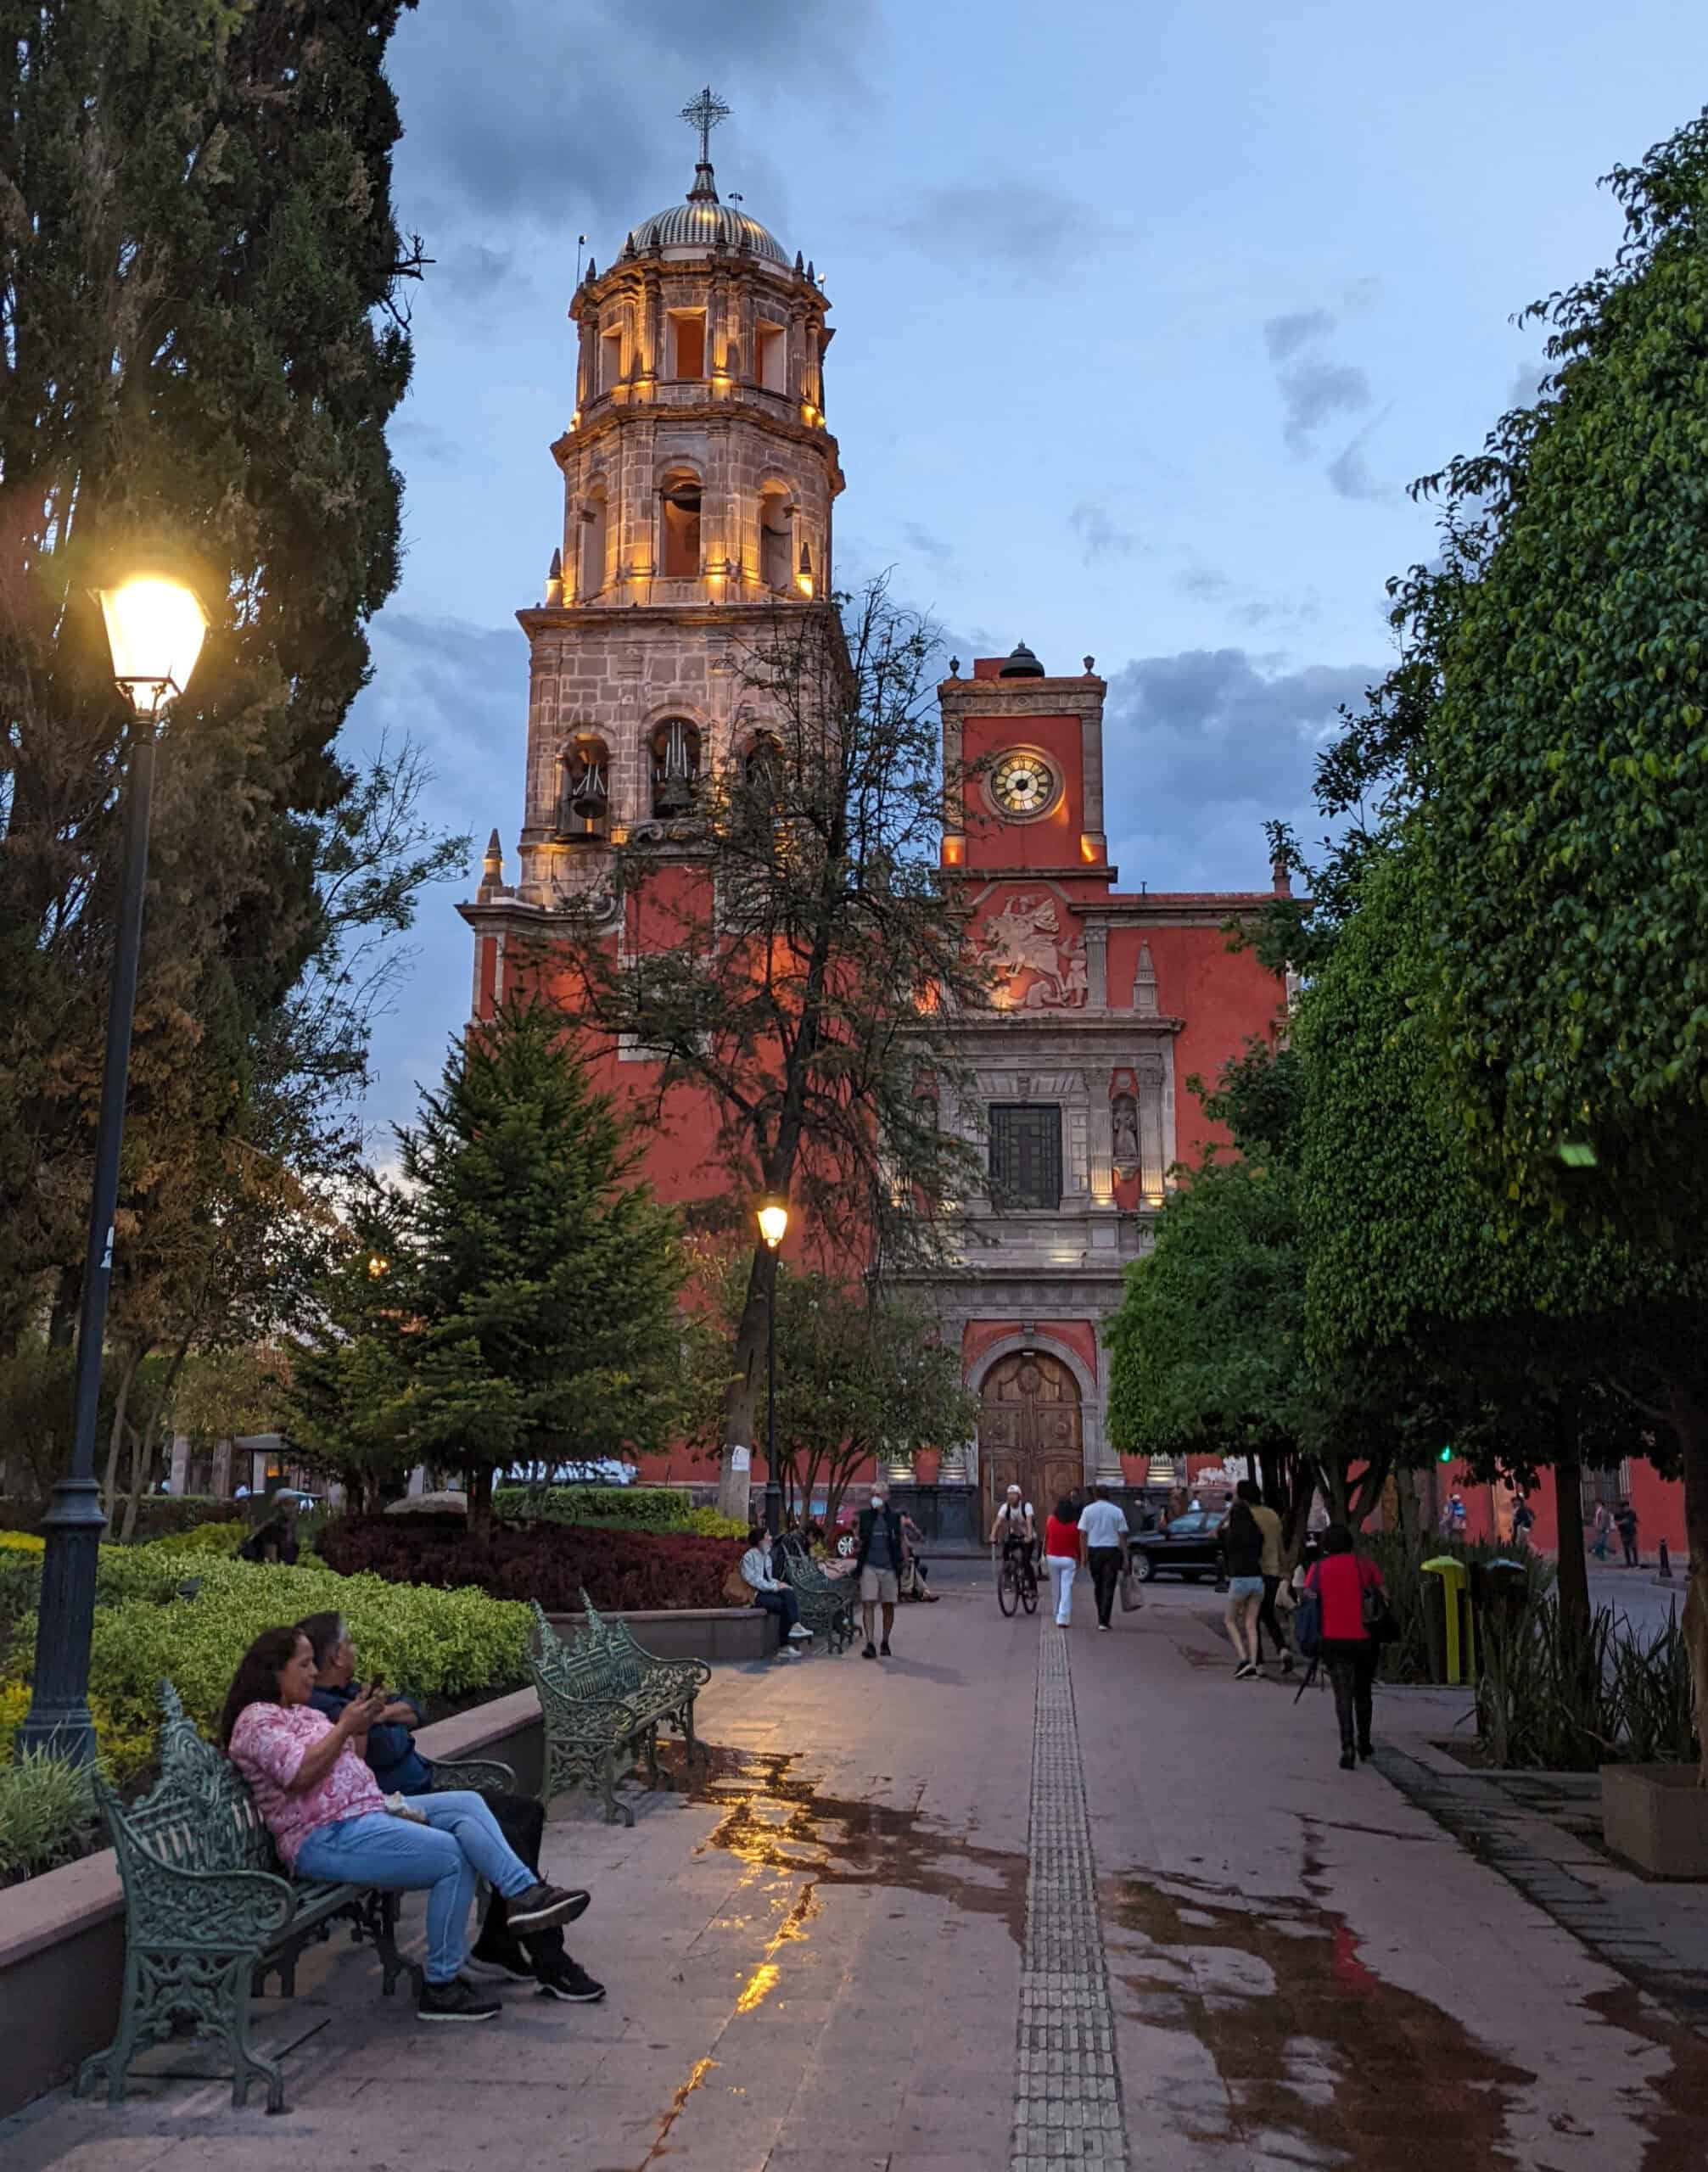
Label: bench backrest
xmin=101 ymin=1682 xmax=280 ymax=1884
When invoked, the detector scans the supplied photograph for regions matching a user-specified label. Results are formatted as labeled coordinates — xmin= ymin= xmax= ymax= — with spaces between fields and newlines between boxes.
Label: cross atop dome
xmin=680 ymin=85 xmax=731 ymax=165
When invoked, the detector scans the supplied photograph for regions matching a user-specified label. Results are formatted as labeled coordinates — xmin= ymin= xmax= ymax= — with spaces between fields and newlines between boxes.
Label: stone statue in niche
xmin=1111 ymin=1093 xmax=1140 ymax=1173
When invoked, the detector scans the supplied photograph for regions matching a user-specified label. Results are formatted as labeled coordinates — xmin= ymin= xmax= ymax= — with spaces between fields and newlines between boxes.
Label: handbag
xmin=1361 ymin=1580 xmax=1397 ymax=1644
xmin=1118 ymin=1564 xmax=1143 ymax=1613
xmin=722 ymin=1562 xmax=756 ymax=1605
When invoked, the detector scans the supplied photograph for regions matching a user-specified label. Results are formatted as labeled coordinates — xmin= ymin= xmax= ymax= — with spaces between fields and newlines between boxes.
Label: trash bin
xmin=1420 ymin=1554 xmax=1470 ymax=1683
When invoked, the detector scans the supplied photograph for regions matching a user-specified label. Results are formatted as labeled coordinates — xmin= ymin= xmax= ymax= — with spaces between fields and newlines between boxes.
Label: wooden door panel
xmin=979 ymin=1351 xmax=1083 ymax=1524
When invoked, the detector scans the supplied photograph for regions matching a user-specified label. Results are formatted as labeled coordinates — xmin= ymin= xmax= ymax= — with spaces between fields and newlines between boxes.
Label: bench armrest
xmin=118 ymin=1850 xmax=297 ymax=1947
xmin=432 ymin=1758 xmax=516 ymax=1794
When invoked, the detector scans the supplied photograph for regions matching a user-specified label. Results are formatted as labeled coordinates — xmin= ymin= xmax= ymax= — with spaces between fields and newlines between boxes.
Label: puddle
xmin=663 ymin=1740 xmax=1027 ymax=1942
xmin=1582 ymin=1986 xmax=1708 ymax=2169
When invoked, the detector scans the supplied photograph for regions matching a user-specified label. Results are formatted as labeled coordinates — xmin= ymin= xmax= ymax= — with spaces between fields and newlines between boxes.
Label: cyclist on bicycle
xmin=990 ymin=1486 xmax=1039 ymax=1593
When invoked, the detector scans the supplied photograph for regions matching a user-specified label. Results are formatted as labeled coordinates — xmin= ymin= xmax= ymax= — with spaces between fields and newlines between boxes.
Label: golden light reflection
xmin=733 ymin=1962 xmax=781 ymax=2015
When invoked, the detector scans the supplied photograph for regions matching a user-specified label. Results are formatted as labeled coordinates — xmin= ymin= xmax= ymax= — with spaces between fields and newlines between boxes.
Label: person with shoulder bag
xmin=1302 ymin=1524 xmax=1389 ymax=1769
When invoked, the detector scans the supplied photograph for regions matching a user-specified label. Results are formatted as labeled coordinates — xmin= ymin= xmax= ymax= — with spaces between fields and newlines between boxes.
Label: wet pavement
xmin=3 ymin=1567 xmax=1707 ymax=2169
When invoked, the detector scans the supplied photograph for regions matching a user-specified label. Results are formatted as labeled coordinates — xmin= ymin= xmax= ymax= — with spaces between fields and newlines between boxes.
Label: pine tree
xmin=395 ymin=1005 xmax=690 ymax=1531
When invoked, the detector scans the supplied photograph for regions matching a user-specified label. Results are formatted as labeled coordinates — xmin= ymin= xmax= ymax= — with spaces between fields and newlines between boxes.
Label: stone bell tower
xmin=487 ymin=87 xmax=843 ymax=916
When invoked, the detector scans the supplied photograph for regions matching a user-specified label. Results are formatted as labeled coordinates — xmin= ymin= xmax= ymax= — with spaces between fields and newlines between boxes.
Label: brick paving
xmin=4 ymin=1570 xmax=1708 ymax=2171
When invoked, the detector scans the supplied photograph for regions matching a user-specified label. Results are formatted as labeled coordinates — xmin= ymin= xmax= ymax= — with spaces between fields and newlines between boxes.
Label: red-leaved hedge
xmin=316 ymin=1514 xmax=744 ymax=1611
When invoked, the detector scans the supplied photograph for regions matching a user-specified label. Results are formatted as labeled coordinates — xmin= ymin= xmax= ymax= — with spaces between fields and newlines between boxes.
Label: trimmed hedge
xmin=0 ymin=1495 xmax=244 ymax=1542
xmin=492 ymin=1486 xmax=744 ymax=1538
xmin=318 ymin=1514 xmax=743 ymax=1611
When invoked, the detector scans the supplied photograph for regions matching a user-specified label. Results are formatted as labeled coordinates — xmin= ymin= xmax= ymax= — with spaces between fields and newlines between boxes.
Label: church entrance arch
xmin=978 ymin=1352 xmax=1083 ymax=1531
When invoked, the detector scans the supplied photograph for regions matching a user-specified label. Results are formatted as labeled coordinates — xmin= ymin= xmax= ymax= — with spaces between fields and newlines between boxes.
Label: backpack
xmin=1292 ymin=1582 xmax=1322 ymax=1660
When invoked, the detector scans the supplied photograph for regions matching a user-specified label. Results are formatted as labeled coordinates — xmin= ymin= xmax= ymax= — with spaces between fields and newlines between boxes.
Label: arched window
xmin=661 ymin=472 xmax=701 ymax=579
xmin=580 ymin=485 xmax=609 ymax=600
xmin=557 ymin=735 xmax=610 ymax=838
xmin=743 ymin=731 xmax=783 ymax=797
xmin=759 ymin=487 xmax=792 ymax=593
xmin=650 ymin=718 xmax=701 ymax=815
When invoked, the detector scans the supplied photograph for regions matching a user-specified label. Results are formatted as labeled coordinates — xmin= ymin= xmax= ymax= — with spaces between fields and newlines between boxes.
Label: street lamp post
xmin=756 ymin=1194 xmax=789 ymax=1539
xmin=17 ymin=579 xmax=207 ymax=1766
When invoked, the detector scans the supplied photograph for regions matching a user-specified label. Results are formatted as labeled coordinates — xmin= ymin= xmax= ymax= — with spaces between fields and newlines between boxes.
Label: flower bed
xmin=318 ymin=1513 xmax=744 ymax=1611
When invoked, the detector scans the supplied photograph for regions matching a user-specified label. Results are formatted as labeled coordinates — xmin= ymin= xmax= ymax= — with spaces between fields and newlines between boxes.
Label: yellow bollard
xmin=1421 ymin=1555 xmax=1470 ymax=1683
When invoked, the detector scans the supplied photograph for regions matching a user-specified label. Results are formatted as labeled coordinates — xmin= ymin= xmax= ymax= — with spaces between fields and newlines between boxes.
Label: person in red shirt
xmin=1304 ymin=1524 xmax=1386 ymax=1769
xmin=1044 ymin=1495 xmax=1084 ymax=1627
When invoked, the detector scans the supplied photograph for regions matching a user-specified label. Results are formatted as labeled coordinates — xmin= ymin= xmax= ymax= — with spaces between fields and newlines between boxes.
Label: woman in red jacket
xmin=1304 ymin=1524 xmax=1385 ymax=1769
xmin=1044 ymin=1495 xmax=1083 ymax=1627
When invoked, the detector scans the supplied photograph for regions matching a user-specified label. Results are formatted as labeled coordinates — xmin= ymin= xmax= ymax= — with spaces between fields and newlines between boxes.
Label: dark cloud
xmin=892 ymin=178 xmax=1113 ymax=270
xmin=434 ymin=242 xmax=527 ymax=305
xmin=389 ymin=2 xmax=880 ymax=256
xmin=1263 ymin=308 xmax=1334 ymax=361
xmin=1276 ymin=357 xmax=1371 ymax=451
xmin=1174 ymin=565 xmax=1321 ymax=630
xmin=1104 ymin=647 xmax=1379 ymax=820
xmin=1324 ymin=419 xmax=1387 ymax=502
xmin=392 ymin=414 xmax=461 ymax=467
xmin=1068 ymin=500 xmax=1143 ymax=563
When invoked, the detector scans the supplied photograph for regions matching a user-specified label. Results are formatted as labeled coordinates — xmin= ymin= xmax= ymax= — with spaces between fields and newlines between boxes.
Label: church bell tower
xmin=495 ymin=88 xmax=843 ymax=912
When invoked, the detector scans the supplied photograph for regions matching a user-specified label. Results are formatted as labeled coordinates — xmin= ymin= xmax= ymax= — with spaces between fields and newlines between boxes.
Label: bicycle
xmin=996 ymin=1542 xmax=1039 ymax=1617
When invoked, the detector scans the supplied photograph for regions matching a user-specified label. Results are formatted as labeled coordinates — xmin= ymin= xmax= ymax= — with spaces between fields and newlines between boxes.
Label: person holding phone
xmin=296 ymin=1612 xmax=603 ymax=2005
xmin=223 ymin=1626 xmax=591 ymax=2024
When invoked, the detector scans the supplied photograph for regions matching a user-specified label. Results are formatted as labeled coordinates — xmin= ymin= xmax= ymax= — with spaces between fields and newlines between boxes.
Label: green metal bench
xmin=577 ymin=1591 xmax=710 ymax=1769
xmin=80 ymin=1681 xmax=512 ymax=2113
xmin=78 ymin=1682 xmax=516 ymax=2113
xmin=528 ymin=1604 xmax=669 ymax=1826
xmin=779 ymin=1547 xmax=857 ymax=1651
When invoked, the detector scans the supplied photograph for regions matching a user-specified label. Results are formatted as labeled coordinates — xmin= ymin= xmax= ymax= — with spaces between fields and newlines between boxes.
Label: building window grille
xmin=988 ymin=1104 xmax=1061 ymax=1211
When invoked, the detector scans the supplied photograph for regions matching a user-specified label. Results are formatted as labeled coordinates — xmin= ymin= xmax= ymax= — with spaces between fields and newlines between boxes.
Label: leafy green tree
xmin=541 ymin=581 xmax=988 ymax=1518
xmin=0 ymin=1 xmax=427 ymax=1350
xmin=390 ymin=1005 xmax=690 ymax=1532
xmin=1394 ymin=115 xmax=1708 ymax=1744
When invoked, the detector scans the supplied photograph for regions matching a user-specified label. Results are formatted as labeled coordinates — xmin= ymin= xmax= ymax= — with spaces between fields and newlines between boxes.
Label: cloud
xmin=1324 ymin=419 xmax=1387 ymax=502
xmin=434 ymin=242 xmax=525 ymax=305
xmin=1104 ymin=647 xmax=1380 ymax=829
xmin=892 ymin=178 xmax=1113 ymax=270
xmin=1263 ymin=308 xmax=1334 ymax=362
xmin=1174 ymin=565 xmax=1321 ymax=630
xmin=389 ymin=3 xmax=881 ymax=255
xmin=1505 ymin=355 xmax=1551 ymax=412
xmin=1068 ymin=500 xmax=1144 ymax=563
xmin=1276 ymin=357 xmax=1371 ymax=452
xmin=901 ymin=522 xmax=959 ymax=575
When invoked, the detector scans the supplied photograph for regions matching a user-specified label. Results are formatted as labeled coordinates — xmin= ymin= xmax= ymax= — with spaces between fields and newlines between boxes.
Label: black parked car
xmin=1128 ymin=1508 xmax=1228 ymax=1583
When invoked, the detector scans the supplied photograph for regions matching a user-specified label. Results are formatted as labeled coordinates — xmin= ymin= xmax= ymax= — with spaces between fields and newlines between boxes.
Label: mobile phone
xmin=367 ymin=1677 xmax=384 ymax=1698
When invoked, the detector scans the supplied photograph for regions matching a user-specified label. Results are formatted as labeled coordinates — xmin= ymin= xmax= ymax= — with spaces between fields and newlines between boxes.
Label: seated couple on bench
xmin=222 ymin=1615 xmax=603 ymax=2023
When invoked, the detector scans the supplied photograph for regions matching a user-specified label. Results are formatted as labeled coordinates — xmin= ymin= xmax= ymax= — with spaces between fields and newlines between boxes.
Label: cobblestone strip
xmin=1012 ymin=1626 xmax=1129 ymax=2169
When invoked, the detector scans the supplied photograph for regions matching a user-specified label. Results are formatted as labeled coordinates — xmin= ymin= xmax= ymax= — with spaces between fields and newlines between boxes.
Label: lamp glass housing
xmin=756 ymin=1199 xmax=789 ymax=1249
xmin=97 ymin=578 xmax=208 ymax=716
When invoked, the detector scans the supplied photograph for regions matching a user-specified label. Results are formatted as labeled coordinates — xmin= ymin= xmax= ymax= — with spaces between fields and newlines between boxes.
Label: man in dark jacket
xmin=296 ymin=1610 xmax=603 ymax=2003
xmin=854 ymin=1486 xmax=907 ymax=1660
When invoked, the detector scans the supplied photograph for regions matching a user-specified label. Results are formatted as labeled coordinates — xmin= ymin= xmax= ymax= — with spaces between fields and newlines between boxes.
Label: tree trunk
xmin=121 ymin=1335 xmax=192 ymax=1542
xmin=1667 ymin=1380 xmax=1708 ymax=1787
xmin=1552 ymin=1393 xmax=1590 ymax=1653
xmin=718 ymin=1244 xmax=770 ymax=1522
xmin=100 ymin=1346 xmax=144 ymax=1516
xmin=467 ymin=1462 xmax=494 ymax=1538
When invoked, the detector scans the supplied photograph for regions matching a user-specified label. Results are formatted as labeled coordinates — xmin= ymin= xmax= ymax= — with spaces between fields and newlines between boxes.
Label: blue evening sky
xmin=349 ymin=0 xmax=1708 ymax=1143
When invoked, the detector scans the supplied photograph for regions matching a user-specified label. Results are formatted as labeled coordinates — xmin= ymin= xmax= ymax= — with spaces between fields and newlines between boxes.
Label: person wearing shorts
xmin=1221 ymin=1492 xmax=1267 ymax=1679
xmin=856 ymin=1486 xmax=906 ymax=1660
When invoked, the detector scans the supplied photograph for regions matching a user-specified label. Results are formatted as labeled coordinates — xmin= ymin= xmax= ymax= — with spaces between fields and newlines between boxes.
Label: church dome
xmin=626 ymin=162 xmax=791 ymax=267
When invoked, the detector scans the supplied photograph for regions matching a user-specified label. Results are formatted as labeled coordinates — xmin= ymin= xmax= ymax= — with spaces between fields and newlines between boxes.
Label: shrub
xmin=8 ymin=1557 xmax=531 ymax=1750
xmin=319 ymin=1514 xmax=743 ymax=1611
xmin=1366 ymin=1531 xmax=1554 ymax=1684
xmin=155 ymin=1520 xmax=249 ymax=1557
xmin=0 ymin=1496 xmax=243 ymax=1542
xmin=0 ymin=1676 xmax=154 ymax=1790
xmin=0 ymin=1530 xmax=45 ymax=1553
xmin=493 ymin=1486 xmax=745 ymax=1539
xmin=0 ymin=1749 xmax=97 ymax=1885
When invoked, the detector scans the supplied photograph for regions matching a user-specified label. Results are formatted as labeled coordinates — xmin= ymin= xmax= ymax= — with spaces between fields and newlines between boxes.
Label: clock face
xmin=990 ymin=750 xmax=1056 ymax=818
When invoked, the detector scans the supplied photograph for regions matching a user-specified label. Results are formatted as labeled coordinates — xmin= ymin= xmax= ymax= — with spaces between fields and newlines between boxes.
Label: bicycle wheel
xmin=1020 ymin=1568 xmax=1039 ymax=1615
xmin=997 ymin=1559 xmax=1019 ymax=1616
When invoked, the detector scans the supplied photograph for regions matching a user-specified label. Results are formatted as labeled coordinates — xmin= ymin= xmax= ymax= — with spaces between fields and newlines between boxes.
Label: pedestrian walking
xmin=1616 ymin=1501 xmax=1639 ymax=1568
xmin=1077 ymin=1485 xmax=1129 ymax=1629
xmin=1240 ymin=1481 xmax=1290 ymax=1673
xmin=1511 ymin=1497 xmax=1535 ymax=1545
xmin=1221 ymin=1488 xmax=1266 ymax=1678
xmin=855 ymin=1486 xmax=906 ymax=1660
xmin=1044 ymin=1496 xmax=1083 ymax=1626
xmin=1591 ymin=1502 xmax=1612 ymax=1560
xmin=1446 ymin=1492 xmax=1468 ymax=1543
xmin=1304 ymin=1524 xmax=1387 ymax=1770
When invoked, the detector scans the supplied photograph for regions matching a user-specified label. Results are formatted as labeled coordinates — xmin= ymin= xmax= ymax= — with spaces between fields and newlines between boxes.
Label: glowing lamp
xmin=756 ymin=1195 xmax=789 ymax=1250
xmin=95 ymin=578 xmax=208 ymax=718
xmin=367 ymin=1254 xmax=390 ymax=1279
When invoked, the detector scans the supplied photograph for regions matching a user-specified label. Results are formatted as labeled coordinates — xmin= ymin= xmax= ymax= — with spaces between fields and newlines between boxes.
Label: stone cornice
xmin=938 ymin=676 xmax=1105 ymax=723
xmin=553 ymin=401 xmax=843 ymax=487
xmin=515 ymin=598 xmax=840 ymax=639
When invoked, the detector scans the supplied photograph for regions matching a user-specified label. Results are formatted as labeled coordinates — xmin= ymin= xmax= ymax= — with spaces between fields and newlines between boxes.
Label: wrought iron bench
xmin=577 ymin=1592 xmax=710 ymax=1768
xmin=528 ymin=1604 xmax=669 ymax=1826
xmin=80 ymin=1681 xmax=512 ymax=2113
xmin=779 ymin=1548 xmax=857 ymax=1651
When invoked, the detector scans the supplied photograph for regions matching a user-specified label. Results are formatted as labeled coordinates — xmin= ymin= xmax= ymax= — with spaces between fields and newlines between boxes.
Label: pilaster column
xmin=1138 ymin=1053 xmax=1167 ymax=1201
xmin=1084 ymin=923 xmax=1107 ymax=1008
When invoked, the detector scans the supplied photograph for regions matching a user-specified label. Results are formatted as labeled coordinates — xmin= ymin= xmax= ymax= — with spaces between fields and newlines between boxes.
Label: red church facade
xmin=459 ymin=108 xmax=1289 ymax=1536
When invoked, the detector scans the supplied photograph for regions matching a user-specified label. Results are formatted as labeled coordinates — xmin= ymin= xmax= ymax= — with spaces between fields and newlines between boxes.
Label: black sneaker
xmin=862 ymin=1642 xmax=877 ymax=1660
xmin=419 ymin=1976 xmax=502 ymax=2024
xmin=1339 ymin=1749 xmax=1357 ymax=1771
xmin=467 ymin=1943 xmax=534 ymax=1983
xmin=879 ymin=1640 xmax=892 ymax=1657
xmin=507 ymin=1882 xmax=591 ymax=1934
xmin=1358 ymin=1740 xmax=1375 ymax=1762
xmin=537 ymin=1961 xmax=606 ymax=2004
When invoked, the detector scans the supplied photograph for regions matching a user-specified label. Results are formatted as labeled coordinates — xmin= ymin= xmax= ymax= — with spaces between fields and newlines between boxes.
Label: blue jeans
xmin=753 ymin=1587 xmax=801 ymax=1637
xmin=294 ymin=1792 xmax=535 ymax=1984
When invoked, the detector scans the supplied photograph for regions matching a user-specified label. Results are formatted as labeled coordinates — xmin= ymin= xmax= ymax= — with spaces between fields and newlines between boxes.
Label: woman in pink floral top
xmin=221 ymin=1627 xmax=590 ymax=2025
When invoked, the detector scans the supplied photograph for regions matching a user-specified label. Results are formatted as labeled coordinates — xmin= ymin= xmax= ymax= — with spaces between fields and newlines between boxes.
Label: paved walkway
xmin=5 ymin=1570 xmax=1708 ymax=2170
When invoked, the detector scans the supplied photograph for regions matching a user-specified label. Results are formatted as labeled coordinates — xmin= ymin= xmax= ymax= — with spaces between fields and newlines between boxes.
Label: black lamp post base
xmin=15 ymin=1477 xmax=108 ymax=1767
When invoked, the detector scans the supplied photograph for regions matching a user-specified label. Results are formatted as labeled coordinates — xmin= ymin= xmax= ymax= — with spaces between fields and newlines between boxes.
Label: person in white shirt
xmin=1077 ymin=1486 xmax=1131 ymax=1630
xmin=741 ymin=1527 xmax=813 ymax=1660
xmin=988 ymin=1485 xmax=1039 ymax=1598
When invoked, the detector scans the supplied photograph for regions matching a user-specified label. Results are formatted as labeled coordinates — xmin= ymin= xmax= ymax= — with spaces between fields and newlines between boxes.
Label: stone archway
xmin=978 ymin=1352 xmax=1084 ymax=1531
